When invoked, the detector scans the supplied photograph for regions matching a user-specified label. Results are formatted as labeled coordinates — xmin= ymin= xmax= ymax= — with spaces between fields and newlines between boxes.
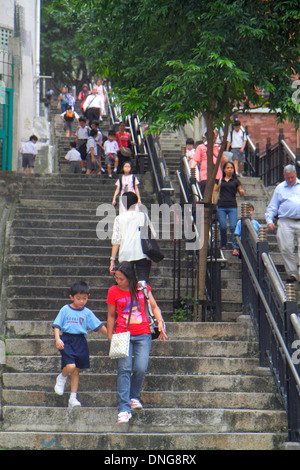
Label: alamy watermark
xmin=291 ymin=341 xmax=300 ymax=365
xmin=95 ymin=203 xmax=204 ymax=250
xmin=292 ymin=79 xmax=300 ymax=106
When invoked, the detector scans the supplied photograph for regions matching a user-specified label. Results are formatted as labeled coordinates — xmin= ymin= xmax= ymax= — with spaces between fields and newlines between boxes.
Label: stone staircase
xmin=0 ymin=172 xmax=289 ymax=450
xmin=1 ymin=306 xmax=288 ymax=449
xmin=0 ymin=110 xmax=291 ymax=450
xmin=159 ymin=129 xmax=186 ymax=175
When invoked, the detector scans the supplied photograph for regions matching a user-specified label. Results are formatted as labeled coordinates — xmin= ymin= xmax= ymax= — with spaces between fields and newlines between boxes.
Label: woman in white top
xmin=109 ymin=192 xmax=151 ymax=282
xmin=112 ymin=162 xmax=141 ymax=214
xmin=96 ymin=79 xmax=107 ymax=117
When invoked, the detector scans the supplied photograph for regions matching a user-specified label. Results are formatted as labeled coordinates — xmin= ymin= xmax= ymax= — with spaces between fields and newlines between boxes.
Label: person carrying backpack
xmin=60 ymin=105 xmax=80 ymax=137
xmin=112 ymin=161 xmax=141 ymax=214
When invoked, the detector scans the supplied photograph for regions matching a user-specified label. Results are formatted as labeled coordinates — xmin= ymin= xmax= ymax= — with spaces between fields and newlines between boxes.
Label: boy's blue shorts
xmin=60 ymin=333 xmax=90 ymax=370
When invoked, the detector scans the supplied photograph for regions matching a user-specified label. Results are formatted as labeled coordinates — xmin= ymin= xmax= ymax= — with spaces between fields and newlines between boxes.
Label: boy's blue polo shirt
xmin=53 ymin=304 xmax=103 ymax=335
xmin=234 ymin=218 xmax=260 ymax=237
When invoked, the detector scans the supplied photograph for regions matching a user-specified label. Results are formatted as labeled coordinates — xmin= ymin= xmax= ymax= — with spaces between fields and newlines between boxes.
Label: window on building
xmin=0 ymin=28 xmax=13 ymax=47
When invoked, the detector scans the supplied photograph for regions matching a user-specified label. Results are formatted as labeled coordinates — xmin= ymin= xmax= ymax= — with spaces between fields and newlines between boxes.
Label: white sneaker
xmin=54 ymin=374 xmax=67 ymax=396
xmin=117 ymin=411 xmax=132 ymax=423
xmin=68 ymin=396 xmax=81 ymax=408
xmin=131 ymin=398 xmax=143 ymax=409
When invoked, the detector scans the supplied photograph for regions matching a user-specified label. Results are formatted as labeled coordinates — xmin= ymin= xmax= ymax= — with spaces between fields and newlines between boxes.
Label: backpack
xmin=228 ymin=128 xmax=246 ymax=150
xmin=119 ymin=175 xmax=136 ymax=191
xmin=65 ymin=109 xmax=75 ymax=121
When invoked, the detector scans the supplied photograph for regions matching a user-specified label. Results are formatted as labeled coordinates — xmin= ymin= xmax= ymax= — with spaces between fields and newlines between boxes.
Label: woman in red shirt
xmin=107 ymin=261 xmax=167 ymax=423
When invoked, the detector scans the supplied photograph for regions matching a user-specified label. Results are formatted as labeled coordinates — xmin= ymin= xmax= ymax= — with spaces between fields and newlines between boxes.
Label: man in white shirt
xmin=83 ymin=86 xmax=103 ymax=125
xmin=265 ymin=164 xmax=300 ymax=283
xmin=21 ymin=135 xmax=38 ymax=174
xmin=226 ymin=120 xmax=247 ymax=175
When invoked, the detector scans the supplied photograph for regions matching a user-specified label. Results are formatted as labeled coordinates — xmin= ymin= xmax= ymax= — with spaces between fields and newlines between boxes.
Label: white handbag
xmin=109 ymin=331 xmax=131 ymax=359
xmin=109 ymin=301 xmax=132 ymax=359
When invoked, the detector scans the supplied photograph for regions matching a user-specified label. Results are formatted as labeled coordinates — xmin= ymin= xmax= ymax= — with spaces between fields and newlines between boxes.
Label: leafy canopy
xmin=49 ymin=0 xmax=299 ymax=130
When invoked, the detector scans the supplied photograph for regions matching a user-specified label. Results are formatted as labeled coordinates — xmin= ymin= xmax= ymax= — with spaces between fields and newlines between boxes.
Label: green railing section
xmin=0 ymin=49 xmax=14 ymax=171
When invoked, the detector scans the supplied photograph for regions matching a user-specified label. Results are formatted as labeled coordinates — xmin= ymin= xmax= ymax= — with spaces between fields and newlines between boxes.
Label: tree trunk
xmin=197 ymin=113 xmax=231 ymax=305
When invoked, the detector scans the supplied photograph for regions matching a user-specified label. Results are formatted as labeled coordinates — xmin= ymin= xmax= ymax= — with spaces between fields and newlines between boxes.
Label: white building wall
xmin=0 ymin=0 xmax=47 ymax=172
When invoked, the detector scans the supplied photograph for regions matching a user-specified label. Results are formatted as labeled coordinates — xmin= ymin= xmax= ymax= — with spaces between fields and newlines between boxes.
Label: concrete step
xmin=6 ymin=264 xmax=173 ymax=278
xmin=5 ymin=337 xmax=258 ymax=358
xmin=1 ymin=389 xmax=282 ymax=411
xmin=5 ymin=286 xmax=172 ymax=301
xmin=5 ymin=320 xmax=256 ymax=340
xmin=1 ymin=406 xmax=287 ymax=434
xmin=6 ymin=274 xmax=178 ymax=289
xmin=221 ymin=289 xmax=242 ymax=302
xmin=0 ymin=430 xmax=287 ymax=450
xmin=5 ymin=355 xmax=261 ymax=376
xmin=7 ymin=255 xmax=175 ymax=268
xmin=1 ymin=371 xmax=281 ymax=394
xmin=5 ymin=300 xmax=174 ymax=318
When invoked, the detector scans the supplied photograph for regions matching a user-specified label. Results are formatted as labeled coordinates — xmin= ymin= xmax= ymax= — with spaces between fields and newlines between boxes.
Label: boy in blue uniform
xmin=234 ymin=203 xmax=261 ymax=256
xmin=53 ymin=281 xmax=107 ymax=408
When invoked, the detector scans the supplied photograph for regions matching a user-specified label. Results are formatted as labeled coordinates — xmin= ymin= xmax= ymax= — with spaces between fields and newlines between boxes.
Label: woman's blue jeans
xmin=117 ymin=333 xmax=152 ymax=413
xmin=217 ymin=207 xmax=238 ymax=249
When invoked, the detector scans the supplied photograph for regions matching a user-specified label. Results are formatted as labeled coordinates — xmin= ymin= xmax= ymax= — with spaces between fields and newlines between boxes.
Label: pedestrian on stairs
xmin=216 ymin=161 xmax=244 ymax=256
xmin=265 ymin=164 xmax=300 ymax=283
xmin=83 ymin=85 xmax=103 ymax=126
xmin=226 ymin=120 xmax=247 ymax=176
xmin=89 ymin=120 xmax=105 ymax=173
xmin=190 ymin=130 xmax=226 ymax=195
xmin=75 ymin=117 xmax=89 ymax=172
xmin=86 ymin=129 xmax=101 ymax=175
xmin=234 ymin=203 xmax=261 ymax=256
xmin=110 ymin=191 xmax=151 ymax=282
xmin=20 ymin=135 xmax=38 ymax=175
xmin=115 ymin=122 xmax=135 ymax=171
xmin=78 ymin=83 xmax=91 ymax=112
xmin=107 ymin=261 xmax=167 ymax=423
xmin=57 ymin=86 xmax=68 ymax=113
xmin=60 ymin=105 xmax=80 ymax=137
xmin=104 ymin=130 xmax=119 ymax=178
xmin=64 ymin=142 xmax=82 ymax=174
xmin=53 ymin=281 xmax=107 ymax=408
xmin=112 ymin=161 xmax=141 ymax=214
xmin=96 ymin=78 xmax=107 ymax=119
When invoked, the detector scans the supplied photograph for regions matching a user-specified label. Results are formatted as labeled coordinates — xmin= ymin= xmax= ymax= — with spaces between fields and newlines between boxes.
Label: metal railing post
xmin=285 ymin=284 xmax=300 ymax=441
xmin=278 ymin=128 xmax=284 ymax=182
xmin=257 ymin=225 xmax=269 ymax=366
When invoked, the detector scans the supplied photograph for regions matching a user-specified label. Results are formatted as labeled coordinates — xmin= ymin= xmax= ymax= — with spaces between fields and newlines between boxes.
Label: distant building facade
xmin=0 ymin=0 xmax=51 ymax=172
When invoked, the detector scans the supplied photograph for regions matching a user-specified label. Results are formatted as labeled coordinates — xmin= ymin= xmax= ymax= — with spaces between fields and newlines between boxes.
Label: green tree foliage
xmin=49 ymin=0 xmax=299 ymax=130
xmin=40 ymin=0 xmax=92 ymax=87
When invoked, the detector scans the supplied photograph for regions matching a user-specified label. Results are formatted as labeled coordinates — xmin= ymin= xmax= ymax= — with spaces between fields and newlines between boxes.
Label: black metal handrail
xmin=238 ymin=208 xmax=300 ymax=442
xmin=106 ymin=90 xmax=174 ymax=203
xmin=173 ymin=156 xmax=223 ymax=322
xmin=244 ymin=129 xmax=300 ymax=185
xmin=144 ymin=133 xmax=175 ymax=205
